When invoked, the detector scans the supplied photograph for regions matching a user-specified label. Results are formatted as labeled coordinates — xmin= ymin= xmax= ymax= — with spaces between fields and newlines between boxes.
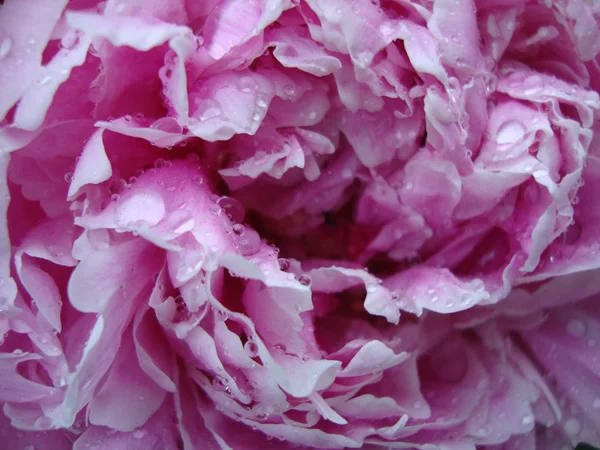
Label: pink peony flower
xmin=1 ymin=0 xmax=600 ymax=449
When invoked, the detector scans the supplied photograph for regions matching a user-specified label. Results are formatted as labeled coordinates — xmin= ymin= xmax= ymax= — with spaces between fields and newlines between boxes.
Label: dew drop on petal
xmin=133 ymin=430 xmax=146 ymax=439
xmin=212 ymin=375 xmax=229 ymax=391
xmin=217 ymin=196 xmax=245 ymax=223
xmin=496 ymin=120 xmax=526 ymax=145
xmin=521 ymin=414 xmax=534 ymax=426
xmin=278 ymin=258 xmax=290 ymax=271
xmin=150 ymin=117 xmax=182 ymax=134
xmin=154 ymin=158 xmax=169 ymax=168
xmin=297 ymin=274 xmax=312 ymax=287
xmin=244 ymin=340 xmax=259 ymax=357
xmin=460 ymin=293 xmax=472 ymax=306
xmin=236 ymin=76 xmax=257 ymax=93
xmin=283 ymin=83 xmax=296 ymax=98
xmin=566 ymin=319 xmax=586 ymax=337
xmin=232 ymin=224 xmax=245 ymax=236
xmin=37 ymin=75 xmax=52 ymax=85
xmin=0 ymin=37 xmax=12 ymax=60
xmin=563 ymin=417 xmax=581 ymax=436
xmin=238 ymin=228 xmax=261 ymax=256
xmin=197 ymin=100 xmax=222 ymax=121
xmin=256 ymin=94 xmax=269 ymax=108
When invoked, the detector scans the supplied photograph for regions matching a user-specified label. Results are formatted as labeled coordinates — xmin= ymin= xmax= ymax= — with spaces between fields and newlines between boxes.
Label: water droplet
xmin=278 ymin=258 xmax=290 ymax=271
xmin=521 ymin=414 xmax=534 ymax=426
xmin=564 ymin=417 xmax=581 ymax=436
xmin=256 ymin=94 xmax=269 ymax=108
xmin=283 ymin=84 xmax=296 ymax=98
xmin=128 ymin=176 xmax=138 ymax=184
xmin=297 ymin=274 xmax=312 ymax=287
xmin=496 ymin=120 xmax=526 ymax=145
xmin=133 ymin=430 xmax=146 ymax=439
xmin=566 ymin=319 xmax=586 ymax=337
xmin=111 ymin=194 xmax=120 ymax=201
xmin=0 ymin=37 xmax=12 ymax=60
xmin=186 ymin=152 xmax=200 ymax=162
xmin=209 ymin=203 xmax=222 ymax=215
xmin=212 ymin=375 xmax=229 ymax=391
xmin=217 ymin=196 xmax=245 ymax=223
xmin=236 ymin=76 xmax=258 ymax=93
xmin=238 ymin=228 xmax=261 ymax=256
xmin=366 ymin=284 xmax=377 ymax=293
xmin=252 ymin=112 xmax=262 ymax=121
xmin=460 ymin=293 xmax=472 ymax=306
xmin=197 ymin=100 xmax=222 ymax=121
xmin=154 ymin=158 xmax=169 ymax=168
xmin=12 ymin=349 xmax=23 ymax=355
xmin=469 ymin=279 xmax=486 ymax=292
xmin=60 ymin=31 xmax=79 ymax=50
xmin=150 ymin=117 xmax=182 ymax=134
xmin=244 ymin=340 xmax=259 ymax=357
xmin=523 ymin=75 xmax=544 ymax=95
xmin=485 ymin=74 xmax=498 ymax=93
xmin=64 ymin=172 xmax=74 ymax=183
xmin=231 ymin=224 xmax=245 ymax=238
xmin=37 ymin=75 xmax=52 ymax=86
xmin=273 ymin=344 xmax=286 ymax=353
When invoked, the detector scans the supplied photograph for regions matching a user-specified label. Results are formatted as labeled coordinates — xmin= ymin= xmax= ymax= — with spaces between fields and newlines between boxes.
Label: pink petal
xmin=65 ymin=12 xmax=190 ymax=51
xmin=68 ymin=129 xmax=112 ymax=199
xmin=88 ymin=330 xmax=167 ymax=431
xmin=0 ymin=0 xmax=69 ymax=121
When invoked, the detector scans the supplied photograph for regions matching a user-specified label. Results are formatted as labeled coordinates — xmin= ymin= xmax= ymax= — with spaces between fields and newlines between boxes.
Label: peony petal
xmin=68 ymin=239 xmax=155 ymax=313
xmin=66 ymin=12 xmax=191 ymax=51
xmin=0 ymin=406 xmax=72 ymax=450
xmin=12 ymin=32 xmax=91 ymax=131
xmin=0 ymin=0 xmax=69 ymax=121
xmin=270 ymin=27 xmax=342 ymax=76
xmin=88 ymin=330 xmax=167 ymax=432
xmin=340 ymin=340 xmax=409 ymax=378
xmin=133 ymin=304 xmax=176 ymax=393
xmin=68 ymin=129 xmax=112 ymax=199
xmin=74 ymin=399 xmax=180 ymax=450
